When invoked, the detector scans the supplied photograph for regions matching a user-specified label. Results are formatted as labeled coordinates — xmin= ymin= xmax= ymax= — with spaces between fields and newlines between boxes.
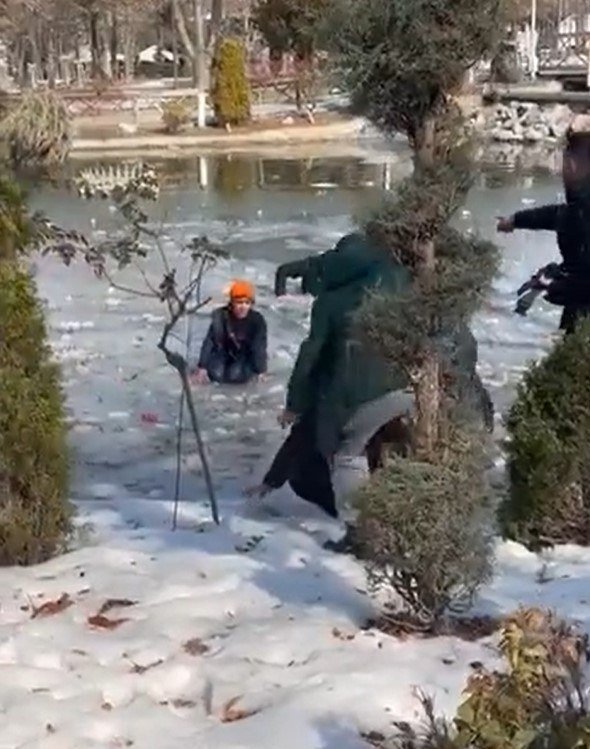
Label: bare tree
xmin=171 ymin=0 xmax=224 ymax=126
xmin=41 ymin=163 xmax=222 ymax=525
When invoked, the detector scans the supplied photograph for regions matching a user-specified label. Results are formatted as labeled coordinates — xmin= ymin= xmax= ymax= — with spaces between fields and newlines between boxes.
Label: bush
xmin=161 ymin=98 xmax=193 ymax=134
xmin=210 ymin=37 xmax=251 ymax=128
xmin=356 ymin=422 xmax=492 ymax=630
xmin=500 ymin=321 xmax=590 ymax=549
xmin=0 ymin=177 xmax=32 ymax=261
xmin=381 ymin=608 xmax=590 ymax=749
xmin=0 ymin=255 xmax=70 ymax=566
xmin=0 ymin=90 xmax=70 ymax=169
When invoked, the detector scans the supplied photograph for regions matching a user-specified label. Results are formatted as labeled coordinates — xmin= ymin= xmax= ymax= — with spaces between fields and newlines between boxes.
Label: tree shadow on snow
xmin=314 ymin=717 xmax=371 ymax=749
xmin=74 ymin=474 xmax=373 ymax=624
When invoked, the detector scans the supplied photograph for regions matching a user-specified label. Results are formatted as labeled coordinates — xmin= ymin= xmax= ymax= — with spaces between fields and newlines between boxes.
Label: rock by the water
xmin=481 ymin=100 xmax=573 ymax=145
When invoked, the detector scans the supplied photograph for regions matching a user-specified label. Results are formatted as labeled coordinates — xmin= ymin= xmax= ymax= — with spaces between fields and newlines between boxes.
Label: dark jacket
xmin=286 ymin=233 xmax=411 ymax=456
xmin=514 ymin=197 xmax=590 ymax=329
xmin=263 ymin=410 xmax=337 ymax=517
xmin=198 ymin=306 xmax=267 ymax=373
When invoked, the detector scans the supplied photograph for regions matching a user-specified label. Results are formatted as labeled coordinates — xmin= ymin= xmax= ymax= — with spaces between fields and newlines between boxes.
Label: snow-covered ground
xmin=3 ymin=498 xmax=590 ymax=749
xmin=0 ymin=153 xmax=581 ymax=748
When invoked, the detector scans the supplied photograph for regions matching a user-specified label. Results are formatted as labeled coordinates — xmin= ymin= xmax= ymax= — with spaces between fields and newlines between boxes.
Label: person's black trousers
xmin=263 ymin=411 xmax=337 ymax=518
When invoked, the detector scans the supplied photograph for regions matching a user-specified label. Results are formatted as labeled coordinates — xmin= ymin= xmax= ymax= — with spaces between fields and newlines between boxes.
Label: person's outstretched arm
xmin=497 ymin=204 xmax=563 ymax=233
xmin=251 ymin=313 xmax=268 ymax=374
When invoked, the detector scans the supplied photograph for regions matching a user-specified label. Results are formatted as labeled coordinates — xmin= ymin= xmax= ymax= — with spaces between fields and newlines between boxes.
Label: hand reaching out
xmin=278 ymin=409 xmax=297 ymax=429
xmin=191 ymin=368 xmax=209 ymax=385
xmin=496 ymin=215 xmax=515 ymax=233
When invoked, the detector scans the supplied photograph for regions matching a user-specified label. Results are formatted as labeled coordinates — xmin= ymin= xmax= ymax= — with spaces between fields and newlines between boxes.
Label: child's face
xmin=231 ymin=298 xmax=252 ymax=319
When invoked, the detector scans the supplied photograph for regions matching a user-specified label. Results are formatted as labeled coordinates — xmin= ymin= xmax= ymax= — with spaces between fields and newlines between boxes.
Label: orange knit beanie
xmin=228 ymin=279 xmax=255 ymax=301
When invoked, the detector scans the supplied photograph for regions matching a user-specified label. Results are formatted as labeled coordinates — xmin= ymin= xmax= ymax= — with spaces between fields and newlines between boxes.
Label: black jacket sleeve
xmin=198 ymin=309 xmax=224 ymax=369
xmin=251 ymin=312 xmax=268 ymax=374
xmin=513 ymin=204 xmax=562 ymax=232
xmin=275 ymin=259 xmax=308 ymax=296
xmin=197 ymin=323 xmax=216 ymax=369
xmin=286 ymin=296 xmax=330 ymax=413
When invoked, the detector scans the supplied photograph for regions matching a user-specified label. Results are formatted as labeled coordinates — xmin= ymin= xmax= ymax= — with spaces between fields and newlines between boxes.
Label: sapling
xmin=46 ymin=163 xmax=223 ymax=526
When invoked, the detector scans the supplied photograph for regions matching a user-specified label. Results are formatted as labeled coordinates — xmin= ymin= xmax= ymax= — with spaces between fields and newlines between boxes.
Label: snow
xmin=1 ymin=158 xmax=584 ymax=747
xmin=3 ymin=499 xmax=590 ymax=748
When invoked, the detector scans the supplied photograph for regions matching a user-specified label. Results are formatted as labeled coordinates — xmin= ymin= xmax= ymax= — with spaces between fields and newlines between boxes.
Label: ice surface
xmin=0 ymin=155 xmax=574 ymax=748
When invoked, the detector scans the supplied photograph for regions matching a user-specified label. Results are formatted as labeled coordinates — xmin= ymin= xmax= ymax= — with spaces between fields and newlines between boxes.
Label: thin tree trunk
xmin=89 ymin=10 xmax=102 ymax=80
xmin=413 ymin=116 xmax=440 ymax=460
xmin=172 ymin=0 xmax=195 ymax=60
xmin=47 ymin=33 xmax=57 ymax=88
xmin=207 ymin=0 xmax=223 ymax=48
xmin=15 ymin=37 xmax=27 ymax=87
xmin=122 ymin=6 xmax=136 ymax=82
xmin=110 ymin=11 xmax=119 ymax=80
xmin=193 ymin=0 xmax=208 ymax=88
xmin=179 ymin=369 xmax=219 ymax=525
xmin=193 ymin=0 xmax=207 ymax=127
xmin=30 ymin=20 xmax=42 ymax=85
xmin=172 ymin=8 xmax=179 ymax=86
xmin=171 ymin=0 xmax=208 ymax=122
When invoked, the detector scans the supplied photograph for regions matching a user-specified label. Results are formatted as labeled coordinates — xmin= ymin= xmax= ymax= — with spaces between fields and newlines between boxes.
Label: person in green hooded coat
xmin=279 ymin=232 xmax=411 ymax=458
xmin=246 ymin=233 xmax=413 ymax=517
xmin=247 ymin=233 xmax=494 ymax=517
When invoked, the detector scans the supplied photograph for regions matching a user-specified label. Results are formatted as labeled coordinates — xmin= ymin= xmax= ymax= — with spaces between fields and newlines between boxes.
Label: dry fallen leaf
xmin=129 ymin=658 xmax=164 ymax=674
xmin=30 ymin=593 xmax=73 ymax=619
xmin=98 ymin=599 xmax=137 ymax=615
xmin=87 ymin=614 xmax=129 ymax=630
xmin=183 ymin=638 xmax=209 ymax=656
xmin=220 ymin=695 xmax=260 ymax=723
xmin=172 ymin=698 xmax=197 ymax=709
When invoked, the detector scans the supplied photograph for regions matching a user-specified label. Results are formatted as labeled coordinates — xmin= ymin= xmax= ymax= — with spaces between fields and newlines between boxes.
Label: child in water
xmin=192 ymin=279 xmax=268 ymax=385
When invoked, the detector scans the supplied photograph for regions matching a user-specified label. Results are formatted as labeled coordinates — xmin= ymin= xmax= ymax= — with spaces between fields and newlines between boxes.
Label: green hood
xmin=275 ymin=232 xmax=391 ymax=298
xmin=319 ymin=232 xmax=386 ymax=292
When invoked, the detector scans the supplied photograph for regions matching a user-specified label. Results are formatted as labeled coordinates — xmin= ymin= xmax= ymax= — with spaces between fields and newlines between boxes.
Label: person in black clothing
xmin=246 ymin=409 xmax=339 ymax=517
xmin=192 ymin=279 xmax=268 ymax=385
xmin=498 ymin=125 xmax=590 ymax=333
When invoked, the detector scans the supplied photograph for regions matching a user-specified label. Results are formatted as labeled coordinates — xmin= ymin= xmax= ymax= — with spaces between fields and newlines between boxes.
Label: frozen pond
xmin=29 ymin=147 xmax=565 ymax=521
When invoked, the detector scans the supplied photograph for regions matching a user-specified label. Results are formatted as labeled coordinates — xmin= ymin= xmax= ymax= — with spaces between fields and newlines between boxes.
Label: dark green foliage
xmin=500 ymin=321 xmax=590 ymax=549
xmin=210 ymin=38 xmax=251 ymax=128
xmin=359 ymin=171 xmax=500 ymax=370
xmin=329 ymin=0 xmax=501 ymax=392
xmin=0 ymin=260 xmax=70 ymax=566
xmin=356 ymin=423 xmax=492 ymax=628
xmin=253 ymin=0 xmax=331 ymax=108
xmin=330 ymin=0 xmax=500 ymax=137
xmin=326 ymin=0 xmax=501 ymax=627
xmin=0 ymin=177 xmax=31 ymax=261
xmin=252 ymin=0 xmax=330 ymax=59
xmin=0 ymin=177 xmax=85 ymax=265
